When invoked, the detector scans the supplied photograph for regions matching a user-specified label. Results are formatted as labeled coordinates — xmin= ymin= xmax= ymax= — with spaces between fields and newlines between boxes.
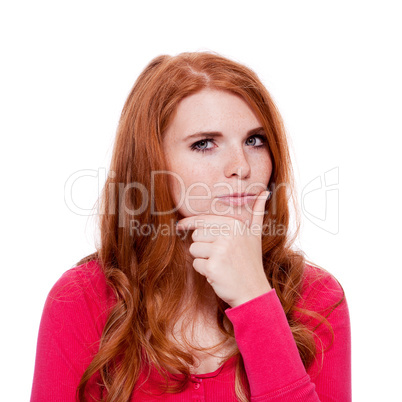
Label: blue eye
xmin=190 ymin=138 xmax=214 ymax=152
xmin=190 ymin=134 xmax=267 ymax=153
xmin=246 ymin=135 xmax=266 ymax=147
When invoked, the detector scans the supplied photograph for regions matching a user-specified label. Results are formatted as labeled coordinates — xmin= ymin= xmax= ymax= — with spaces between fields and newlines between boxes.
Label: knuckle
xmin=191 ymin=229 xmax=198 ymax=241
xmin=189 ymin=242 xmax=197 ymax=254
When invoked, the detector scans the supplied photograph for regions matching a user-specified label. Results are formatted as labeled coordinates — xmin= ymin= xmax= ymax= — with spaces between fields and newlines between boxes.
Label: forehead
xmin=164 ymin=88 xmax=262 ymax=139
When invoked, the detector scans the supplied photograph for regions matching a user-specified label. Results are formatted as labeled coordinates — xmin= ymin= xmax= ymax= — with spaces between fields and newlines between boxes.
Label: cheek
xmin=179 ymin=160 xmax=215 ymax=190
xmin=167 ymin=166 xmax=208 ymax=203
xmin=169 ymin=165 xmax=217 ymax=215
xmin=260 ymin=154 xmax=273 ymax=182
xmin=183 ymin=170 xmax=214 ymax=197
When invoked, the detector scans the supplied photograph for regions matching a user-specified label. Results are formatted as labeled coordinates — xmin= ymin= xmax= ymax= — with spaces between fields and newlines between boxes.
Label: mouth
xmin=216 ymin=193 xmax=257 ymax=206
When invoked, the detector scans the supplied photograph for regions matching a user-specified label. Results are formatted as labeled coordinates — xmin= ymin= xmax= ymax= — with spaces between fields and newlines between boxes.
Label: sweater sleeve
xmin=30 ymin=263 xmax=113 ymax=402
xmin=225 ymin=271 xmax=351 ymax=401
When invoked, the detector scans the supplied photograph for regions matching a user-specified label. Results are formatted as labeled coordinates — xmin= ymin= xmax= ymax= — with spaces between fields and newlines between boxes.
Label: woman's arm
xmin=30 ymin=264 xmax=111 ymax=402
xmin=177 ymin=195 xmax=351 ymax=400
xmin=225 ymin=273 xmax=351 ymax=401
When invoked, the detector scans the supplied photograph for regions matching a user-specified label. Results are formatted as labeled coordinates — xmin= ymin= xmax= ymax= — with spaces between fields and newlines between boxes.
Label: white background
xmin=1 ymin=1 xmax=401 ymax=401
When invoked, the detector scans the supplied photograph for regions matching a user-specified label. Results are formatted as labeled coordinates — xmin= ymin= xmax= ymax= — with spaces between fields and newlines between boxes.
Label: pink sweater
xmin=31 ymin=260 xmax=351 ymax=401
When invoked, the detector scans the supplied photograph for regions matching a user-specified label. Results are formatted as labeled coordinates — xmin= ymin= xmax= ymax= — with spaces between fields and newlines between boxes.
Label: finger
xmin=177 ymin=214 xmax=234 ymax=231
xmin=189 ymin=241 xmax=212 ymax=259
xmin=176 ymin=215 xmax=211 ymax=231
xmin=192 ymin=225 xmax=231 ymax=242
xmin=192 ymin=257 xmax=208 ymax=277
xmin=250 ymin=190 xmax=270 ymax=233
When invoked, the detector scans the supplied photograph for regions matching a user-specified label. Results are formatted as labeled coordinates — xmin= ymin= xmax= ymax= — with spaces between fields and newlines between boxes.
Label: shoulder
xmin=296 ymin=263 xmax=349 ymax=329
xmin=299 ymin=263 xmax=346 ymax=309
xmin=44 ymin=259 xmax=116 ymax=324
xmin=48 ymin=259 xmax=110 ymax=300
xmin=32 ymin=259 xmax=114 ymax=399
xmin=297 ymin=264 xmax=351 ymax=386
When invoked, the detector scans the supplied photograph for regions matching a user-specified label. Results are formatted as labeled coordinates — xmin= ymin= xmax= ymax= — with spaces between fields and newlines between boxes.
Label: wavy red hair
xmin=75 ymin=52 xmax=344 ymax=402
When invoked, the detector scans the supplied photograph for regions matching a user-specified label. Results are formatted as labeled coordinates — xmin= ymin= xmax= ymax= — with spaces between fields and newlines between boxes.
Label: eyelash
xmin=190 ymin=134 xmax=267 ymax=153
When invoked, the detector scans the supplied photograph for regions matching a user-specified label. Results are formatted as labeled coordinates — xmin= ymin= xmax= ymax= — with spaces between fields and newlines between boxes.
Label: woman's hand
xmin=176 ymin=190 xmax=272 ymax=308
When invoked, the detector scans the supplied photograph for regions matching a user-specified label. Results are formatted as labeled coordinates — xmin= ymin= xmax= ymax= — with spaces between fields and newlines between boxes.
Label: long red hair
xmin=76 ymin=52 xmax=344 ymax=401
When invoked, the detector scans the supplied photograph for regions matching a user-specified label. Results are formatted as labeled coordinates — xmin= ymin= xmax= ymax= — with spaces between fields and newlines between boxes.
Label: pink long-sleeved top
xmin=31 ymin=260 xmax=351 ymax=401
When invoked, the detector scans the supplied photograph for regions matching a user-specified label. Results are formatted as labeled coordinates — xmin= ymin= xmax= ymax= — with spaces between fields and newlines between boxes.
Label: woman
xmin=31 ymin=52 xmax=351 ymax=401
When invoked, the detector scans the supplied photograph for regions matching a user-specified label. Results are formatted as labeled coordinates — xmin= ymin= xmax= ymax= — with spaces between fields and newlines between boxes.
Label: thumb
xmin=250 ymin=190 xmax=270 ymax=234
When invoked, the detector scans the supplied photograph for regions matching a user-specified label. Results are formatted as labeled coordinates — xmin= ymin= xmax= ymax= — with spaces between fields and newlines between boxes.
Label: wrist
xmin=231 ymin=282 xmax=272 ymax=308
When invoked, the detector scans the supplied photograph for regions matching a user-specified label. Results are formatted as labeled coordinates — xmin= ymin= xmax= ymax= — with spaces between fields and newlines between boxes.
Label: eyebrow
xmin=185 ymin=126 xmax=265 ymax=140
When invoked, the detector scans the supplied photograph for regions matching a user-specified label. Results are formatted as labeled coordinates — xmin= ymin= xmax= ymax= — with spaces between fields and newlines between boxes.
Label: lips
xmin=217 ymin=192 xmax=256 ymax=198
xmin=216 ymin=193 xmax=257 ymax=206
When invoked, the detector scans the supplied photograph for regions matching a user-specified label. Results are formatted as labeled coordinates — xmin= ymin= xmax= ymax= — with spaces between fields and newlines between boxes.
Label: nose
xmin=223 ymin=147 xmax=251 ymax=179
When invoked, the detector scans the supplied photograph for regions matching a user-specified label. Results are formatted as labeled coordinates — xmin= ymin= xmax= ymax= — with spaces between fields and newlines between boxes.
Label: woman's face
xmin=162 ymin=88 xmax=273 ymax=225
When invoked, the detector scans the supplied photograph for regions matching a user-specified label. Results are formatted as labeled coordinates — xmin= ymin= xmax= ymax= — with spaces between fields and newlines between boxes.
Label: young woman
xmin=31 ymin=52 xmax=351 ymax=401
